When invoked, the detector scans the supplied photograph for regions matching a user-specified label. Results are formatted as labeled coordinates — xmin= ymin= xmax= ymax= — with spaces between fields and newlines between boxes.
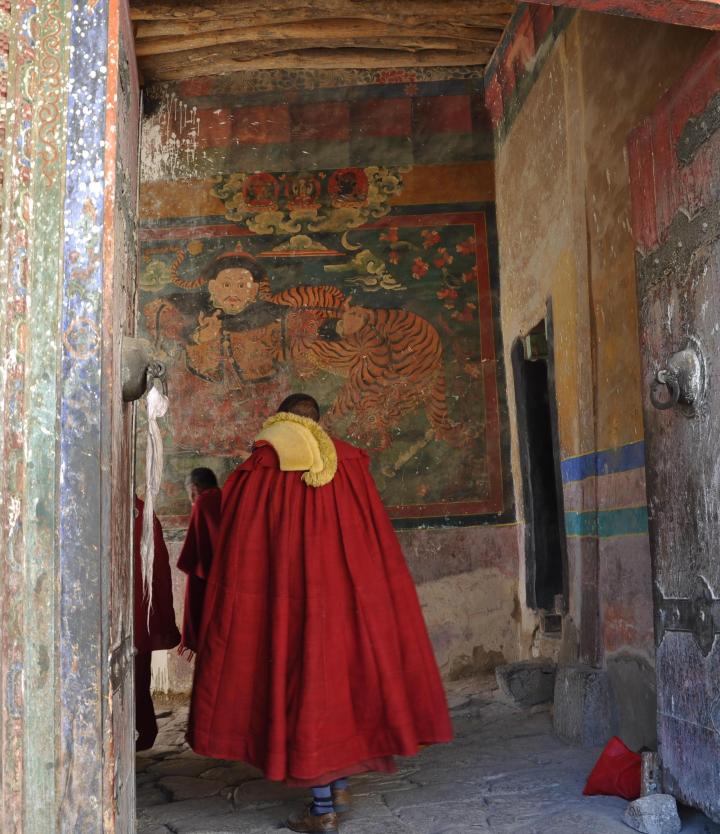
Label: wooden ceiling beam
xmin=130 ymin=0 xmax=516 ymax=23
xmin=136 ymin=22 xmax=504 ymax=56
xmin=141 ymin=38 xmax=494 ymax=70
xmin=135 ymin=15 xmax=510 ymax=40
xmin=130 ymin=0 xmax=509 ymax=83
xmin=142 ymin=46 xmax=495 ymax=82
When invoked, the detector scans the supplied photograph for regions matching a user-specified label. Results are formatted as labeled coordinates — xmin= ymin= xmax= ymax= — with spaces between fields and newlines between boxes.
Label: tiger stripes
xmin=291 ymin=305 xmax=457 ymax=450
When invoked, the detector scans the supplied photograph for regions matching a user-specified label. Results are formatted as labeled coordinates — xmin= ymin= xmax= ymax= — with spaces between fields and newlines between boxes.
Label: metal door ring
xmin=650 ymin=372 xmax=680 ymax=410
xmin=650 ymin=338 xmax=705 ymax=414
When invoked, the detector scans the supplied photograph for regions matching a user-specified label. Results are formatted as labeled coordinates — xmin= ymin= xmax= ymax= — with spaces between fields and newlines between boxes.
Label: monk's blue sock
xmin=331 ymin=778 xmax=348 ymax=791
xmin=311 ymin=785 xmax=334 ymax=816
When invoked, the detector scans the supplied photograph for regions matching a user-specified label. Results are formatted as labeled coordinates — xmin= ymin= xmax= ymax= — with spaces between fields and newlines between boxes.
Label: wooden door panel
xmin=106 ymin=4 xmax=141 ymax=831
xmin=658 ymin=635 xmax=720 ymax=812
xmin=629 ymin=36 xmax=720 ymax=822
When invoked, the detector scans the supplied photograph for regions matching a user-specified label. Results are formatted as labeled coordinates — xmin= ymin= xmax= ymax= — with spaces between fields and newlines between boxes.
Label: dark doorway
xmin=512 ymin=311 xmax=567 ymax=613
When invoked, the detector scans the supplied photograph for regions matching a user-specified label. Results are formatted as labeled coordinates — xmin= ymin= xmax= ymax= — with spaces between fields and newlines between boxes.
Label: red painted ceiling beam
xmin=522 ymin=0 xmax=720 ymax=30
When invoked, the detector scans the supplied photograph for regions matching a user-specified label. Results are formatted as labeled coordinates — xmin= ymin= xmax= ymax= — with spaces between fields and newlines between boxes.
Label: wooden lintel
xmin=141 ymin=39 xmax=494 ymax=71
xmin=136 ymin=25 xmax=503 ymax=57
xmin=522 ymin=0 xmax=720 ymax=30
xmin=142 ymin=47 xmax=494 ymax=82
xmin=130 ymin=0 xmax=508 ymax=83
xmin=130 ymin=0 xmax=517 ymax=22
xmin=135 ymin=13 xmax=511 ymax=40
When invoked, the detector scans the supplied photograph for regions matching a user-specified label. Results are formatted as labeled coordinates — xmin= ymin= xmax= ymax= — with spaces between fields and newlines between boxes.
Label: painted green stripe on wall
xmin=565 ymin=506 xmax=649 ymax=538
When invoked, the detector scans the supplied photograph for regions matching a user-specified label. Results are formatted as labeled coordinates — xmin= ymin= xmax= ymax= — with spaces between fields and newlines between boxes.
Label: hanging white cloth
xmin=150 ymin=650 xmax=170 ymax=695
xmin=140 ymin=384 xmax=169 ymax=619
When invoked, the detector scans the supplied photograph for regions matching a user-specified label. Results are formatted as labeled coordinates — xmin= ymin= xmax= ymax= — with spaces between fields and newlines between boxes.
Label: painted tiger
xmin=289 ymin=297 xmax=459 ymax=451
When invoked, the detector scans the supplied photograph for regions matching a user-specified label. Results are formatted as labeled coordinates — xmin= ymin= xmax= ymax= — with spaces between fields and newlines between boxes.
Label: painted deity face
xmin=208 ymin=267 xmax=260 ymax=314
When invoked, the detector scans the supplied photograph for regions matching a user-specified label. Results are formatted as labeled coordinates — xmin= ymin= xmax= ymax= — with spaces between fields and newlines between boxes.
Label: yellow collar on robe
xmin=255 ymin=412 xmax=338 ymax=487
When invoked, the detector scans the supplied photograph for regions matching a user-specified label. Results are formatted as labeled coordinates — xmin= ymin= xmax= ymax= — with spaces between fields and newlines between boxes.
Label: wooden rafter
xmin=130 ymin=0 xmax=514 ymax=81
xmin=130 ymin=0 xmax=516 ymax=22
xmin=140 ymin=47 xmax=496 ymax=81
xmin=135 ymin=22 xmax=505 ymax=58
xmin=135 ymin=14 xmax=511 ymax=40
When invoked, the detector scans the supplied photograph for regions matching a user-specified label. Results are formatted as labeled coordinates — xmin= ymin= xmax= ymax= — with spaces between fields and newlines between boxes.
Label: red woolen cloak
xmin=134 ymin=496 xmax=181 ymax=654
xmin=187 ymin=438 xmax=453 ymax=784
xmin=177 ymin=486 xmax=222 ymax=655
xmin=133 ymin=496 xmax=181 ymax=750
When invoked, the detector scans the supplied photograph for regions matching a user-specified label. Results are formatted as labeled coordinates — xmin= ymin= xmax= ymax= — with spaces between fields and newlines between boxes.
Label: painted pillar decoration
xmin=0 ymin=1 xmax=135 ymax=831
xmin=0 ymin=0 xmax=8 ymax=193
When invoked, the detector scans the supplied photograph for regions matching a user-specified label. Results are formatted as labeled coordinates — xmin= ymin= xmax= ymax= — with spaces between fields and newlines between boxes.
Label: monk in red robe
xmin=177 ymin=467 xmax=222 ymax=657
xmin=134 ymin=496 xmax=181 ymax=750
xmin=188 ymin=394 xmax=452 ymax=832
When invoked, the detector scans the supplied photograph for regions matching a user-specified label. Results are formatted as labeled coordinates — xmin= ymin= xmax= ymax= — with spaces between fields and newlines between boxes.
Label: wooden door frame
xmin=523 ymin=0 xmax=720 ymax=30
xmin=0 ymin=0 xmax=139 ymax=830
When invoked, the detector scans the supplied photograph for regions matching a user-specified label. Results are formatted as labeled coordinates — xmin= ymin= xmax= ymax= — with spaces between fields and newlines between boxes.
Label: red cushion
xmin=583 ymin=736 xmax=642 ymax=800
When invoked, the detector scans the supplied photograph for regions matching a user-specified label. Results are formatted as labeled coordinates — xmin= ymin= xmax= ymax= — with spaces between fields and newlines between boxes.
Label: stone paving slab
xmin=337 ymin=818 xmax=416 ymax=834
xmin=396 ymin=799 xmax=491 ymax=832
xmin=147 ymin=758 xmax=213 ymax=778
xmin=511 ymin=809 xmax=632 ymax=834
xmin=137 ymin=680 xmax=720 ymax=834
xmin=139 ymin=796 xmax=238 ymax=832
xmin=158 ymin=774 xmax=228 ymax=801
xmin=230 ymin=779 xmax=307 ymax=808
xmin=201 ymin=763 xmax=264 ymax=785
xmin=137 ymin=784 xmax=169 ymax=808
xmin=135 ymin=824 xmax=171 ymax=834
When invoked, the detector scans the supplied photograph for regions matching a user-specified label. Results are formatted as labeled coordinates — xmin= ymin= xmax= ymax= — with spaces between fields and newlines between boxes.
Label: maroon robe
xmin=177 ymin=486 xmax=222 ymax=656
xmin=187 ymin=439 xmax=452 ymax=784
xmin=134 ymin=496 xmax=181 ymax=750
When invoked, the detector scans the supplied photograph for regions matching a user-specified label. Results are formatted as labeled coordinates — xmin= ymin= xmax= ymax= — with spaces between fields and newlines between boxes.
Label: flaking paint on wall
xmin=138 ymin=71 xmax=520 ymax=691
xmin=494 ymin=10 xmax=711 ymax=746
xmin=418 ymin=567 xmax=518 ymax=678
xmin=137 ymin=77 xmax=507 ymax=526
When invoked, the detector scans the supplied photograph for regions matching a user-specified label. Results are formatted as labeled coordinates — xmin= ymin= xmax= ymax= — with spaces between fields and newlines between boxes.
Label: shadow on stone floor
xmin=137 ymin=677 xmax=720 ymax=834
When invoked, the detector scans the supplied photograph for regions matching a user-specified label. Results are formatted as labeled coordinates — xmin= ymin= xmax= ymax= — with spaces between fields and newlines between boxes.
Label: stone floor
xmin=137 ymin=678 xmax=720 ymax=834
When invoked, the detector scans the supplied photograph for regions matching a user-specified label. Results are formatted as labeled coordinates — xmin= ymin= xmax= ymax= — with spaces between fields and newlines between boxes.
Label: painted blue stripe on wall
xmin=565 ymin=506 xmax=649 ymax=538
xmin=561 ymin=441 xmax=645 ymax=484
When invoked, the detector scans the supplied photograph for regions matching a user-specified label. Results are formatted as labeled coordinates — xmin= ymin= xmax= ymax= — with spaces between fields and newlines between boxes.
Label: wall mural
xmin=139 ymin=166 xmax=503 ymax=524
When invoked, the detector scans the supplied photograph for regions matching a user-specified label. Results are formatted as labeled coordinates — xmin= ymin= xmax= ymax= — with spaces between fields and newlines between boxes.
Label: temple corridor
xmin=2 ymin=1 xmax=720 ymax=831
xmin=137 ymin=679 xmax=720 ymax=834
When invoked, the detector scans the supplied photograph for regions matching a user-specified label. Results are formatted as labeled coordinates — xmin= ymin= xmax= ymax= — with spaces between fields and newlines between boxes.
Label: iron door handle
xmin=649 ymin=339 xmax=705 ymax=413
xmin=650 ymin=370 xmax=680 ymax=410
xmin=122 ymin=336 xmax=168 ymax=402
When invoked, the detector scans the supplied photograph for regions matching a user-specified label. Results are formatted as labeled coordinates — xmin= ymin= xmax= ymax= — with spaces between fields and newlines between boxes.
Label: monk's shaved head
xmin=277 ymin=393 xmax=320 ymax=422
xmin=185 ymin=466 xmax=218 ymax=504
xmin=187 ymin=467 xmax=218 ymax=490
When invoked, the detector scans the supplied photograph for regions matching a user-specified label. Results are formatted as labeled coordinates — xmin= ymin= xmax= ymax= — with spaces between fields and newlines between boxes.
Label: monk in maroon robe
xmin=177 ymin=467 xmax=222 ymax=657
xmin=188 ymin=394 xmax=452 ymax=832
xmin=134 ymin=496 xmax=181 ymax=750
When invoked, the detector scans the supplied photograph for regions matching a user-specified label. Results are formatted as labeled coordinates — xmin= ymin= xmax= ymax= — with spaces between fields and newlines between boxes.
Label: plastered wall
xmin=139 ymin=69 xmax=520 ymax=693
xmin=494 ymin=11 xmax=711 ymax=746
